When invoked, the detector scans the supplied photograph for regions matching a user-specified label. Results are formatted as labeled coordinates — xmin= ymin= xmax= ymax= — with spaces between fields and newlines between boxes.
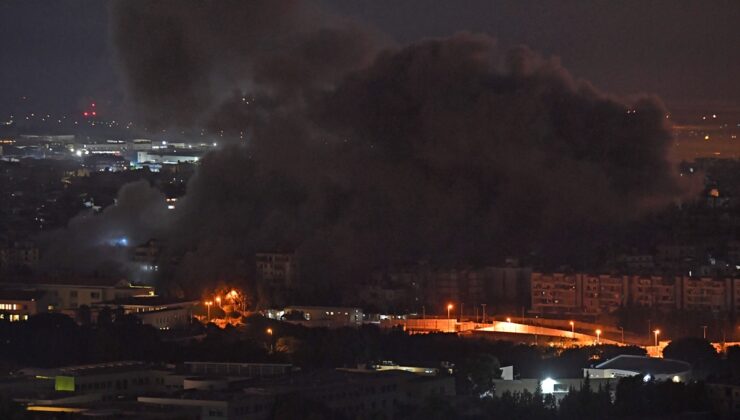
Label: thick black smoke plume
xmin=38 ymin=181 xmax=170 ymax=279
xmin=60 ymin=1 xmax=690 ymax=301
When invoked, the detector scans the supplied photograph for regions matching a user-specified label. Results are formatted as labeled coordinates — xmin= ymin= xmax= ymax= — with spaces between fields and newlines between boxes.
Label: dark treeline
xmin=2 ymin=313 xmax=739 ymax=419
xmin=2 ymin=312 xmax=738 ymax=378
xmin=457 ymin=375 xmax=711 ymax=420
xmin=0 ymin=312 xmax=647 ymax=375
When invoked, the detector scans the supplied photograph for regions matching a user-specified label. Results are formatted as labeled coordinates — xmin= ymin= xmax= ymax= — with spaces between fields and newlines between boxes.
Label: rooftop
xmin=0 ymin=290 xmax=46 ymax=301
xmin=594 ymin=355 xmax=691 ymax=375
xmin=96 ymin=296 xmax=197 ymax=307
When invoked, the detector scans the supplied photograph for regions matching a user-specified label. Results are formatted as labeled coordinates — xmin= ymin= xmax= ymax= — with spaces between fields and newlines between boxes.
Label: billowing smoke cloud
xmin=58 ymin=1 xmax=690 ymax=301
xmin=39 ymin=181 xmax=170 ymax=279
xmin=110 ymin=0 xmax=379 ymax=129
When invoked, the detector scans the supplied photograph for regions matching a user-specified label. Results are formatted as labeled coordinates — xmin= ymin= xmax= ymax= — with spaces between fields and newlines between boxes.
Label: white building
xmin=583 ymin=355 xmax=691 ymax=382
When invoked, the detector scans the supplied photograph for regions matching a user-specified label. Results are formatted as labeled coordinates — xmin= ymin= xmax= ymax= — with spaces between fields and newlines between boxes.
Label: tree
xmin=77 ymin=304 xmax=92 ymax=325
xmin=112 ymin=306 xmax=126 ymax=323
xmin=727 ymin=345 xmax=740 ymax=381
xmin=97 ymin=306 xmax=113 ymax=325
xmin=0 ymin=395 xmax=24 ymax=420
xmin=456 ymin=353 xmax=500 ymax=397
xmin=662 ymin=337 xmax=717 ymax=368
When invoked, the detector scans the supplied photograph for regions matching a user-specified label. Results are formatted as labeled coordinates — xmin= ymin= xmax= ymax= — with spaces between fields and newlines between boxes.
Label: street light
xmin=569 ymin=321 xmax=575 ymax=338
xmin=619 ymin=326 xmax=624 ymax=345
xmin=595 ymin=329 xmax=601 ymax=344
xmin=506 ymin=317 xmax=512 ymax=323
xmin=205 ymin=301 xmax=212 ymax=321
xmin=215 ymin=296 xmax=222 ymax=308
xmin=266 ymin=328 xmax=274 ymax=353
xmin=653 ymin=329 xmax=660 ymax=347
xmin=447 ymin=304 xmax=453 ymax=332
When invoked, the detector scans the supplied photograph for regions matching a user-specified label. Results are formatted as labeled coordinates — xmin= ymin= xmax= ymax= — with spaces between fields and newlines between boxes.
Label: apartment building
xmin=532 ymin=273 xmax=740 ymax=315
xmin=680 ymin=276 xmax=727 ymax=312
xmin=255 ymin=252 xmax=297 ymax=288
xmin=627 ymin=275 xmax=679 ymax=311
xmin=581 ymin=275 xmax=628 ymax=315
xmin=530 ymin=273 xmax=579 ymax=314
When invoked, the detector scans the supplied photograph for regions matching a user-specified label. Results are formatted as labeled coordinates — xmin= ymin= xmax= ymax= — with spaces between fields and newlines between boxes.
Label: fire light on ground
xmin=199 ymin=287 xmax=249 ymax=327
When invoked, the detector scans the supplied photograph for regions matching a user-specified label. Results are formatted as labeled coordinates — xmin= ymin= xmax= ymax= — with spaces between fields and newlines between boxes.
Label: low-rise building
xmin=0 ymin=280 xmax=154 ymax=311
xmin=91 ymin=296 xmax=198 ymax=330
xmin=279 ymin=306 xmax=363 ymax=328
xmin=0 ymin=290 xmax=48 ymax=321
xmin=583 ymin=355 xmax=691 ymax=382
xmin=18 ymin=361 xmax=170 ymax=407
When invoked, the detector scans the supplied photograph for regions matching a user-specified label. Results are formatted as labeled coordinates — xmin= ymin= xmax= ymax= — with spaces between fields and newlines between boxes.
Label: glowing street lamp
xmin=506 ymin=317 xmax=512 ymax=323
xmin=595 ymin=329 xmax=601 ymax=344
xmin=569 ymin=321 xmax=575 ymax=338
xmin=447 ymin=304 xmax=454 ymax=332
xmin=205 ymin=301 xmax=213 ymax=321
xmin=653 ymin=329 xmax=660 ymax=347
xmin=215 ymin=296 xmax=222 ymax=307
xmin=266 ymin=328 xmax=274 ymax=353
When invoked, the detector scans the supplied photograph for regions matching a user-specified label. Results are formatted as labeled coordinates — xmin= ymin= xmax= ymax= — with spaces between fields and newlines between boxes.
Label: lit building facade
xmin=0 ymin=290 xmax=47 ymax=321
xmin=530 ymin=273 xmax=579 ymax=314
xmin=0 ymin=280 xmax=154 ymax=311
xmin=532 ymin=273 xmax=740 ymax=315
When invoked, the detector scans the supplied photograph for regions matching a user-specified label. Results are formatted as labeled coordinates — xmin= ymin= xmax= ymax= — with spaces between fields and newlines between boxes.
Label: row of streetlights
xmin=202 ymin=289 xmax=245 ymax=322
xmin=441 ymin=303 xmax=666 ymax=346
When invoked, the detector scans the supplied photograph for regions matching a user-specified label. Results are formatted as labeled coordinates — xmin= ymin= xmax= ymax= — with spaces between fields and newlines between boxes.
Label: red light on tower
xmin=82 ymin=102 xmax=97 ymax=118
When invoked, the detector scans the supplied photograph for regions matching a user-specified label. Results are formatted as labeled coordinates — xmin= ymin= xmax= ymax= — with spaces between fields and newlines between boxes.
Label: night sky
xmin=1 ymin=0 xmax=739 ymax=118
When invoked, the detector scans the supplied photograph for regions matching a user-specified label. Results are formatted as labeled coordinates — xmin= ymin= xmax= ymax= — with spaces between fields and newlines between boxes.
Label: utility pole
xmin=702 ymin=325 xmax=707 ymax=340
xmin=481 ymin=304 xmax=487 ymax=324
